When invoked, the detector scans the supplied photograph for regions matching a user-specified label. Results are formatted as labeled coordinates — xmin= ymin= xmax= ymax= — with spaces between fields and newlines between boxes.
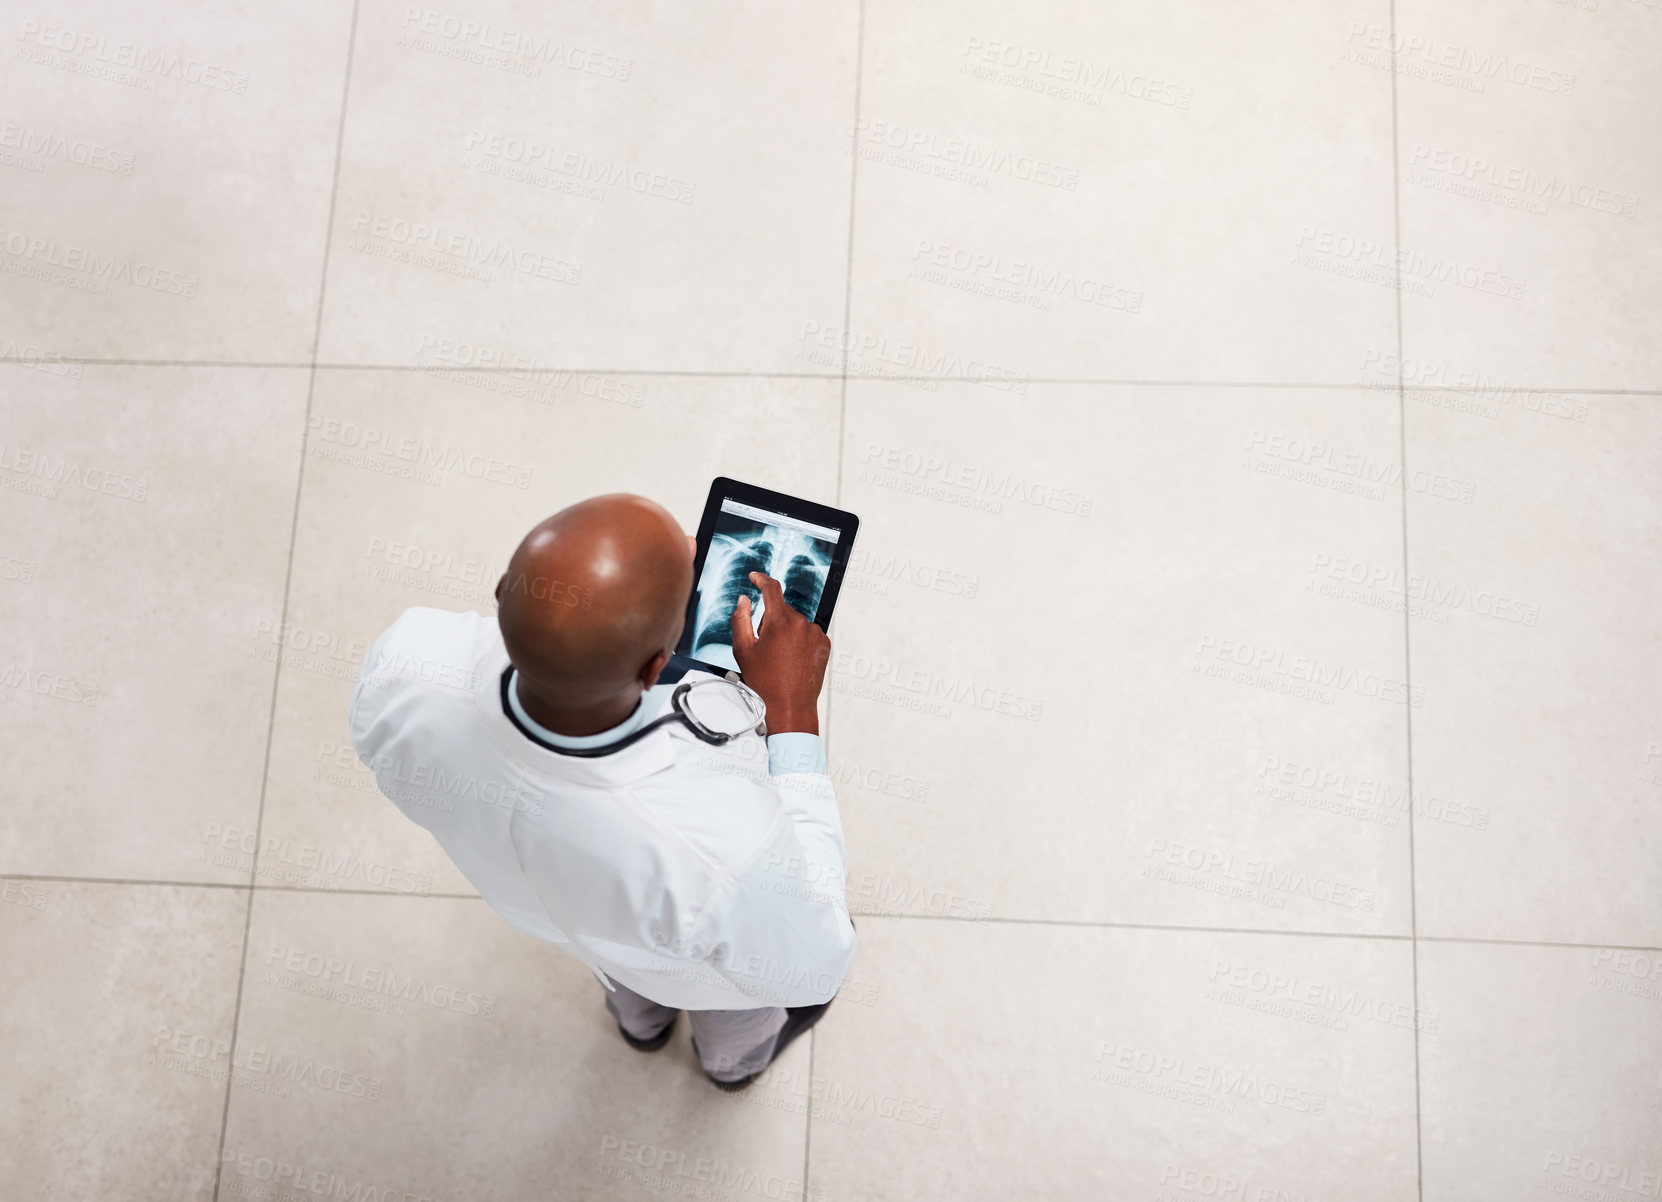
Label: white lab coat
xmin=347 ymin=607 xmax=856 ymax=1010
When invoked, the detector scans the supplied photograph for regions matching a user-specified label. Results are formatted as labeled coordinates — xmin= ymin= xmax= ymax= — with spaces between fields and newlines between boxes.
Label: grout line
xmin=0 ymin=360 xmax=316 ymax=369
xmin=0 ymin=360 xmax=838 ymax=377
xmin=7 ymin=873 xmax=1654 ymax=950
xmin=9 ymin=357 xmax=1661 ymax=396
xmin=849 ymin=912 xmax=1662 ymax=952
xmin=802 ymin=1031 xmax=817 ymax=1199
xmin=856 ymin=912 xmax=1416 ymax=938
xmin=361 ymin=366 xmax=838 ymax=379
xmin=210 ymin=5 xmax=359 ymax=1199
xmin=824 ymin=0 xmax=867 ymax=759
xmin=254 ymin=886 xmax=482 ymax=899
xmin=0 ymin=874 xmax=485 ymax=900
xmin=811 ymin=6 xmax=864 ymax=1197
xmin=1 ymin=875 xmax=253 ymax=890
xmin=1385 ymin=2 xmax=1426 ymax=1197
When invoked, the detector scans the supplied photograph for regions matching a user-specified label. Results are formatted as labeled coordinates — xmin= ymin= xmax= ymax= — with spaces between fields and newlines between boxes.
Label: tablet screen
xmin=687 ymin=497 xmax=841 ymax=674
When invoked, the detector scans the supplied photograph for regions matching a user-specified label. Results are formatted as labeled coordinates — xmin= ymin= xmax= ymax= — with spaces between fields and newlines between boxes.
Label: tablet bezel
xmin=673 ymin=477 xmax=859 ymax=681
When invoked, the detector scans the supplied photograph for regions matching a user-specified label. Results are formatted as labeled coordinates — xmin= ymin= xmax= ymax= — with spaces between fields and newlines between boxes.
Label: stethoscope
xmin=499 ymin=667 xmax=766 ymax=758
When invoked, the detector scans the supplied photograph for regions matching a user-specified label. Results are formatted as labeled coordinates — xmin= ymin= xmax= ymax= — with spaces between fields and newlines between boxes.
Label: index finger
xmin=729 ymin=593 xmax=757 ymax=656
xmin=748 ymin=571 xmax=787 ymax=620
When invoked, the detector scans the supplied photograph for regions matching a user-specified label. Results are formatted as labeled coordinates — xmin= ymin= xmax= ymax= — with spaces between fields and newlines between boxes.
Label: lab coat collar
xmin=478 ymin=649 xmax=681 ymax=786
xmin=501 ymin=667 xmax=655 ymax=752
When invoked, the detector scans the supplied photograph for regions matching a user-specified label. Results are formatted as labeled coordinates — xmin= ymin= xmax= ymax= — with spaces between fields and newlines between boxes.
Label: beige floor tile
xmin=221 ymin=890 xmax=814 ymax=1200
xmin=0 ymin=0 xmax=351 ymax=360
xmin=831 ymin=382 xmax=1413 ymax=934
xmin=1405 ymin=396 xmax=1662 ymax=945
xmin=808 ymin=918 xmax=1420 ymax=1199
xmin=315 ymin=0 xmax=859 ymax=371
xmin=5 ymin=1 xmax=1660 ymax=1196
xmin=1394 ymin=0 xmax=1662 ymax=389
xmin=256 ymin=368 xmax=843 ymax=899
xmin=0 ymin=882 xmax=247 ymax=1201
xmin=0 ymin=366 xmax=304 ymax=882
xmin=1419 ymin=940 xmax=1662 ymax=1202
xmin=844 ymin=0 xmax=1397 ymax=385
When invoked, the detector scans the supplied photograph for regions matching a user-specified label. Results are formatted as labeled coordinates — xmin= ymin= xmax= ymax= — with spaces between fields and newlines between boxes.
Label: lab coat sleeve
xmin=346 ymin=610 xmax=431 ymax=768
xmin=709 ymin=745 xmax=857 ymax=1007
xmin=346 ymin=619 xmax=407 ymax=766
xmin=346 ymin=629 xmax=391 ymax=765
xmin=765 ymin=732 xmax=827 ymax=776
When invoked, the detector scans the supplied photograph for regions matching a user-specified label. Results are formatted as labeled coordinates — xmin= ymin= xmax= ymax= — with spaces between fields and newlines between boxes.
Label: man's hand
xmin=730 ymin=571 xmax=830 ymax=735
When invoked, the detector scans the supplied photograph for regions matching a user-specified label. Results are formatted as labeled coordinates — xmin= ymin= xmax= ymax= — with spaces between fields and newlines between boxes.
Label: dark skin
xmin=494 ymin=493 xmax=830 ymax=737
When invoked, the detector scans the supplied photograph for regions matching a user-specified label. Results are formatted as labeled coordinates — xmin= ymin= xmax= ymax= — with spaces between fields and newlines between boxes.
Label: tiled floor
xmin=2 ymin=2 xmax=1659 ymax=1199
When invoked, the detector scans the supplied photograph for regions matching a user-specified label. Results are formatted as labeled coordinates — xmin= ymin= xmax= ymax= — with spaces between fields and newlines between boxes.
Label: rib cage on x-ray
xmin=693 ymin=525 xmax=830 ymax=658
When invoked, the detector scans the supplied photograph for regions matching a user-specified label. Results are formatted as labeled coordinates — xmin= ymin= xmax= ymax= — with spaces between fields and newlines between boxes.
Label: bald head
xmin=496 ymin=494 xmax=693 ymax=717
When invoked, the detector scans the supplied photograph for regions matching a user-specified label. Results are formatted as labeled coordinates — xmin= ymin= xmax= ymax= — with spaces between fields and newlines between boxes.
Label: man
xmin=348 ymin=493 xmax=856 ymax=1089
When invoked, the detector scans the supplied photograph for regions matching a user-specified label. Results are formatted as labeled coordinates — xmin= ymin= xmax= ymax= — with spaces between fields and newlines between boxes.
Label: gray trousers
xmin=604 ymin=982 xmax=787 ymax=1083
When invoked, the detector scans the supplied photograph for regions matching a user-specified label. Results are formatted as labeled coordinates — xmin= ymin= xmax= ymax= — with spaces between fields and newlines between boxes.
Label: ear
xmin=494 ymin=573 xmax=506 ymax=604
xmin=639 ymin=649 xmax=670 ymax=690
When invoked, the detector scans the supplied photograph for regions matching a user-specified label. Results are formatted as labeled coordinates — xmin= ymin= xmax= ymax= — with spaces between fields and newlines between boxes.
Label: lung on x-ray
xmin=689 ymin=512 xmax=834 ymax=674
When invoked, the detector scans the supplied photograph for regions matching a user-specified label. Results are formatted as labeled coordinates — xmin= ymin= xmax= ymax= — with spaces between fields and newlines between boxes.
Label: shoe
xmin=694 ymin=1000 xmax=833 ymax=1092
xmin=618 ymin=1013 xmax=677 ymax=1052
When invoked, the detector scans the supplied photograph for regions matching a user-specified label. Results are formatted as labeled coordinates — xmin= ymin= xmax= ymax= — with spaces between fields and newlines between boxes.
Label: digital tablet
xmin=672 ymin=478 xmax=859 ymax=681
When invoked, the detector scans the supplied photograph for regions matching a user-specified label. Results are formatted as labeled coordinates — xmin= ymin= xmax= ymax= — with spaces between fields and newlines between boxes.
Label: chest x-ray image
xmin=690 ymin=503 xmax=838 ymax=674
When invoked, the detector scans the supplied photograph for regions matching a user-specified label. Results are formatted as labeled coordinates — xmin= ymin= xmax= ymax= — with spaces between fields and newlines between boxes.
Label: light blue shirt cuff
xmin=767 ymin=733 xmax=826 ymax=776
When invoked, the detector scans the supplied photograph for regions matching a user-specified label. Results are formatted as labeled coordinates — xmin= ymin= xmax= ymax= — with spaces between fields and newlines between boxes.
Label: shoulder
xmin=364 ymin=606 xmax=496 ymax=672
xmin=350 ymin=607 xmax=500 ymax=740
